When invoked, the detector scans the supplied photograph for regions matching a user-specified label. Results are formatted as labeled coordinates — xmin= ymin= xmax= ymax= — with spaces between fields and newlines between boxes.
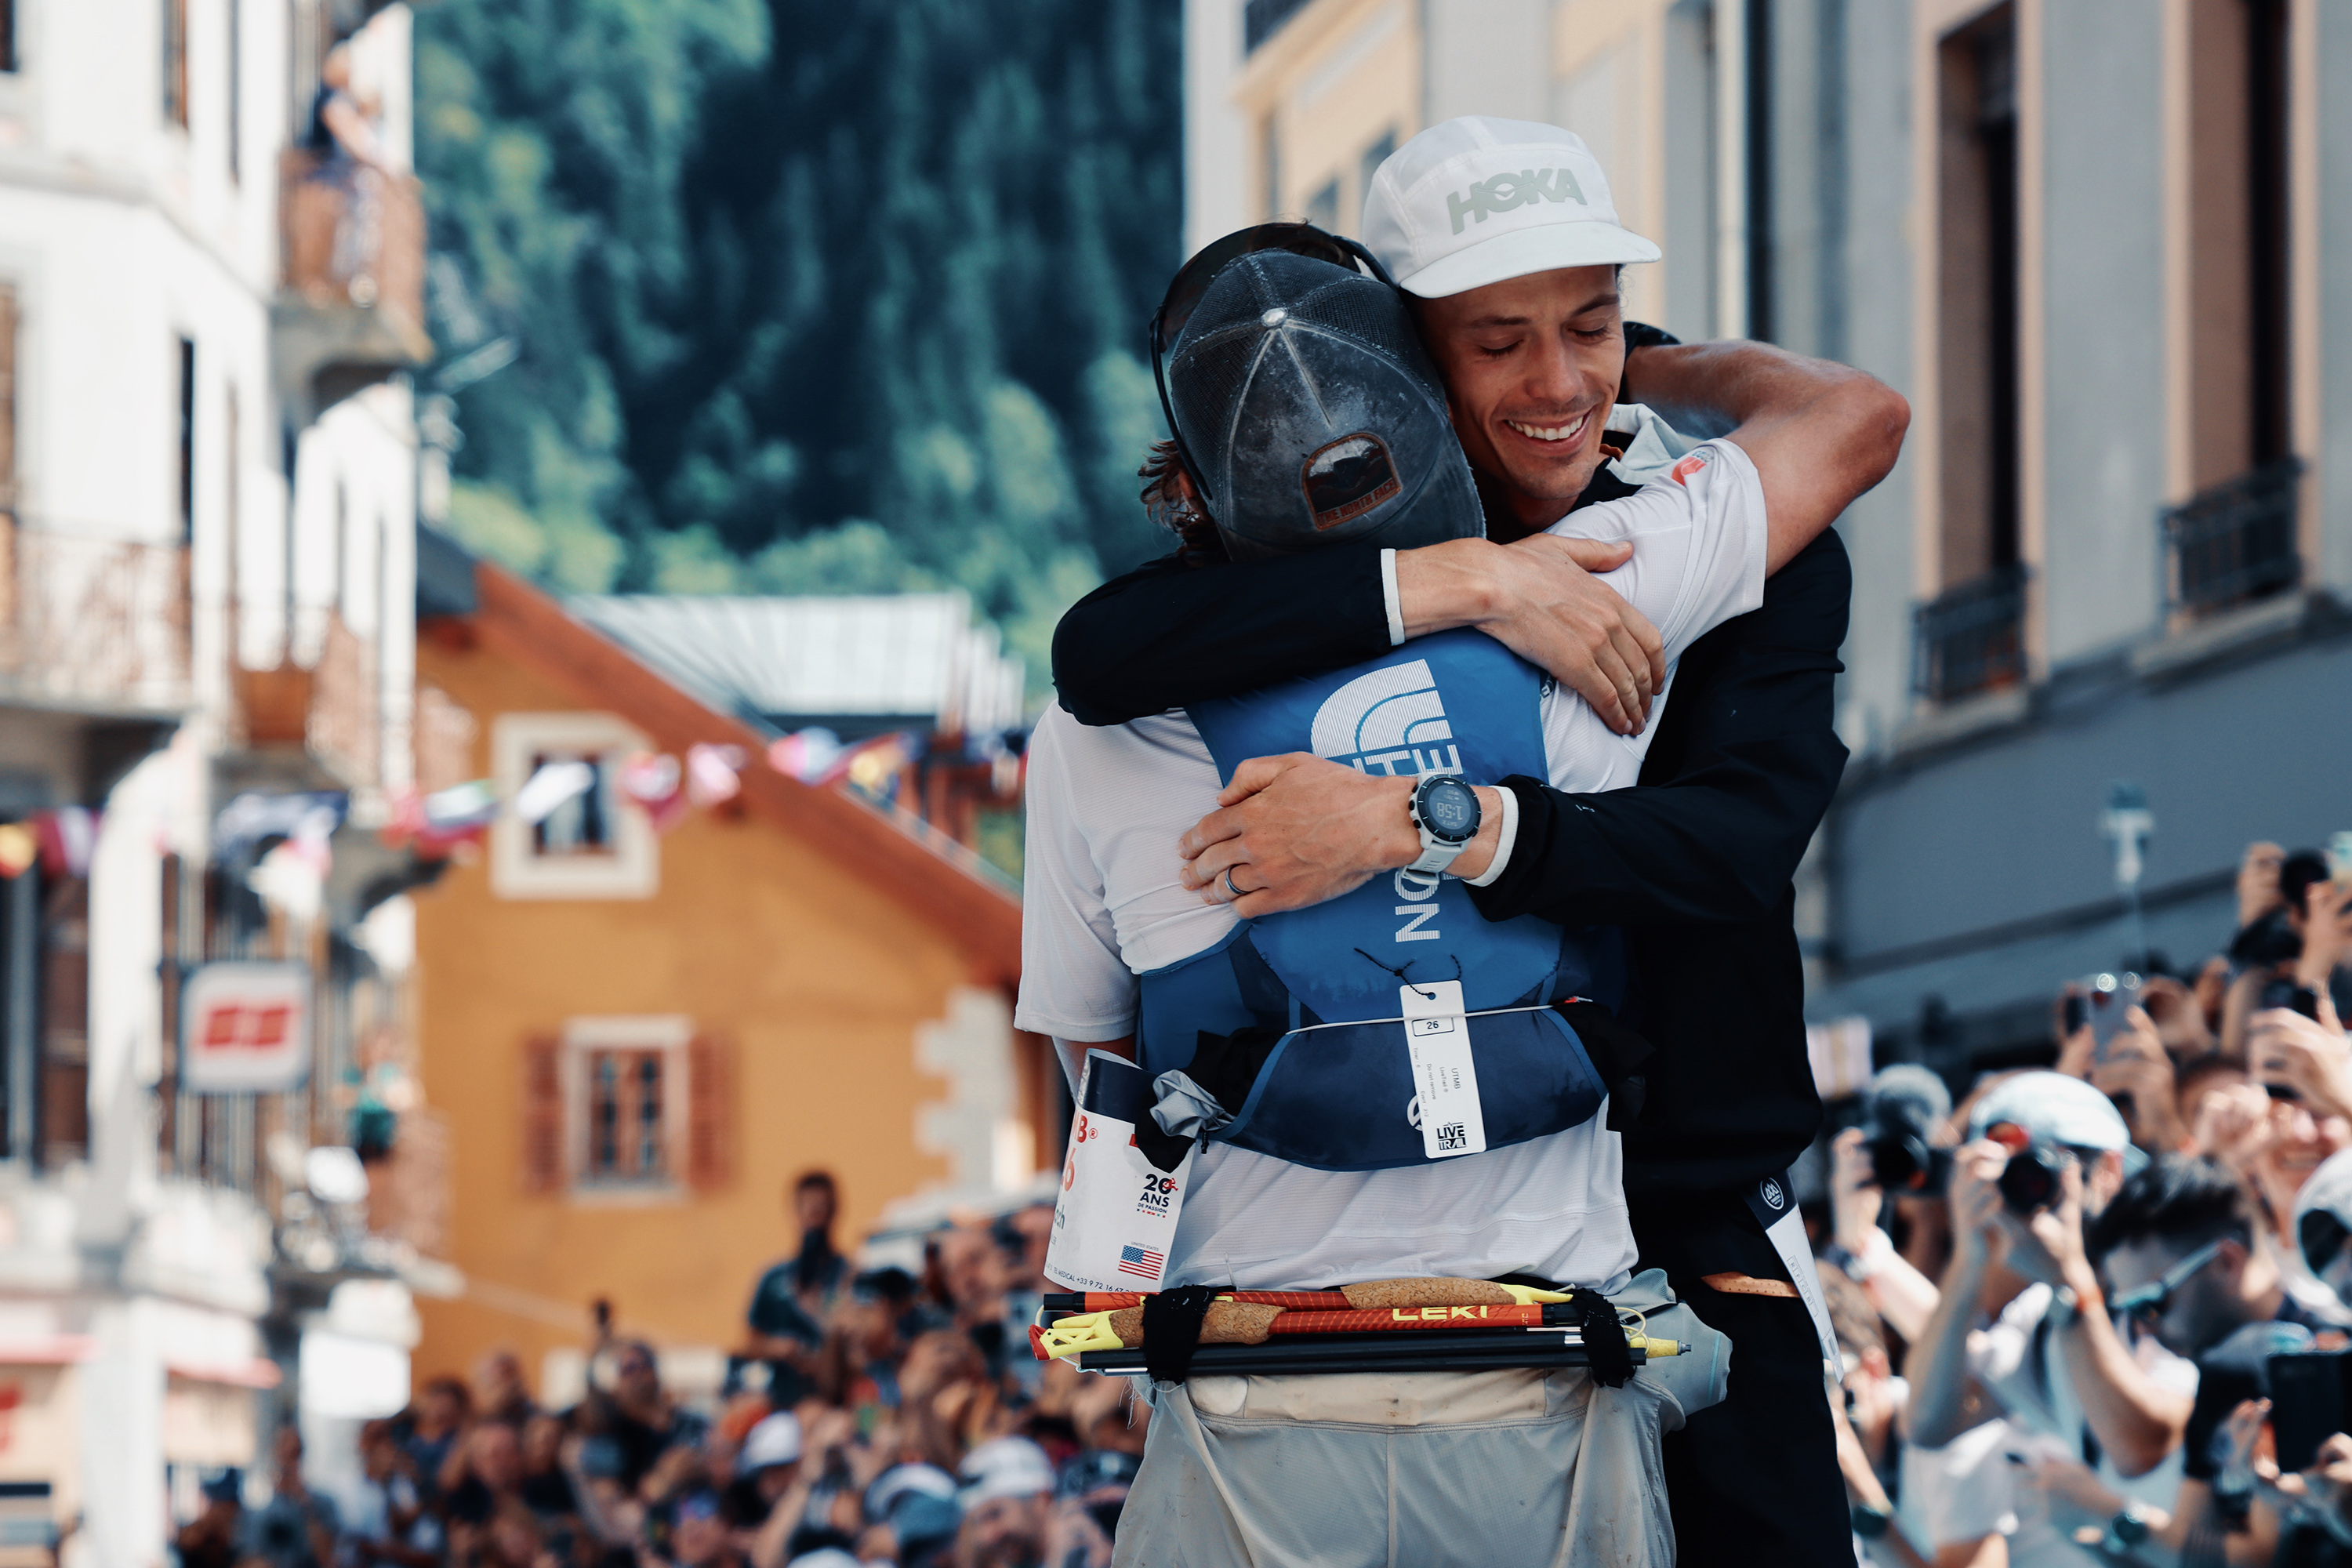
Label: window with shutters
xmin=523 ymin=1018 xmax=729 ymax=1201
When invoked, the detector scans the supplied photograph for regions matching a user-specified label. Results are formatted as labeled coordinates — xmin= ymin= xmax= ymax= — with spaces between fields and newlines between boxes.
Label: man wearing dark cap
xmin=1042 ymin=114 xmax=1904 ymax=1564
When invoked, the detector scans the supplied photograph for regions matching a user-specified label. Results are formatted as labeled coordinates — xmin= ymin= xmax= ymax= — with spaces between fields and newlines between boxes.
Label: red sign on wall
xmin=182 ymin=963 xmax=310 ymax=1093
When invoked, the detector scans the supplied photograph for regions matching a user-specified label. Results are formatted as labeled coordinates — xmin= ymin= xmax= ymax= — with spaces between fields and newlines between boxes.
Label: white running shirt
xmin=1017 ymin=434 xmax=1767 ymax=1290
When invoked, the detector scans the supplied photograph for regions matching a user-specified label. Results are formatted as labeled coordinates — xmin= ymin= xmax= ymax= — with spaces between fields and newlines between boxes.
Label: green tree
xmin=416 ymin=0 xmax=1181 ymax=637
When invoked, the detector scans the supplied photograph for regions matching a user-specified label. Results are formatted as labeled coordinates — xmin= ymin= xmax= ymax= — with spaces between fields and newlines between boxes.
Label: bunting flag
xmin=684 ymin=743 xmax=746 ymax=807
xmin=0 ymin=822 xmax=36 ymax=879
xmin=617 ymin=751 xmax=689 ymax=832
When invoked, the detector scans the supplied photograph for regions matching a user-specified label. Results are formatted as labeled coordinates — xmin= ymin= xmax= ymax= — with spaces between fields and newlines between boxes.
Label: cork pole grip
xmin=1108 ymin=1300 xmax=1283 ymax=1347
xmin=1341 ymin=1278 xmax=1521 ymax=1308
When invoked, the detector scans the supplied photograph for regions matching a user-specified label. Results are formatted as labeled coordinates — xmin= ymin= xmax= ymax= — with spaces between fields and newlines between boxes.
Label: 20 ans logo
xmin=1136 ymin=1172 xmax=1180 ymax=1218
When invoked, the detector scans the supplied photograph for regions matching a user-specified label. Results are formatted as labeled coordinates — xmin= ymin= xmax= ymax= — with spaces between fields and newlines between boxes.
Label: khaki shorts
xmin=1110 ymin=1274 xmax=1728 ymax=1568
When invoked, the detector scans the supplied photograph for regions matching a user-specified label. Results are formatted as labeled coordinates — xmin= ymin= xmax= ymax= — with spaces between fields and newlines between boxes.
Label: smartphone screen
xmin=2089 ymin=978 xmax=2143 ymax=1059
xmin=2269 ymin=1351 xmax=2352 ymax=1472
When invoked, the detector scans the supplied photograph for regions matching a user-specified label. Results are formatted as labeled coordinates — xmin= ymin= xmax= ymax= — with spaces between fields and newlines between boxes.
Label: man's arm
xmin=1907 ymin=1144 xmax=2008 ymax=1451
xmin=1467 ymin=531 xmax=1849 ymax=927
xmin=1625 ymin=339 xmax=1909 ymax=573
xmin=1051 ymin=328 xmax=1724 ymax=735
xmin=1051 ymin=535 xmax=1660 ymax=732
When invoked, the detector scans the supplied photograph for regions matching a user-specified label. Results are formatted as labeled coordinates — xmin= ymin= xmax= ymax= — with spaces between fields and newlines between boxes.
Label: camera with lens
xmin=1867 ymin=1126 xmax=1951 ymax=1196
xmin=1993 ymin=1137 xmax=2073 ymax=1215
xmin=1860 ymin=1065 xmax=1953 ymax=1196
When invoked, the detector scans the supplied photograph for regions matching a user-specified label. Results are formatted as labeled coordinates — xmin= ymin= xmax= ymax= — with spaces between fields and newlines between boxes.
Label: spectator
xmin=444 ymin=1421 xmax=526 ymax=1546
xmin=747 ymin=1174 xmax=848 ymax=1363
xmin=240 ymin=1429 xmax=340 ymax=1568
xmin=516 ymin=1411 xmax=583 ymax=1527
xmin=593 ymin=1341 xmax=706 ymax=1496
xmin=648 ymin=1486 xmax=742 ymax=1568
xmin=344 ymin=1420 xmax=441 ymax=1567
xmin=1907 ymin=1073 xmax=2193 ymax=1566
xmin=173 ymin=1472 xmax=242 ymax=1568
xmin=2027 ymin=1153 xmax=2335 ymax=1560
xmin=472 ymin=1350 xmax=536 ymax=1428
xmin=952 ymin=1438 xmax=1058 ymax=1568
xmin=389 ymin=1376 xmax=470 ymax=1510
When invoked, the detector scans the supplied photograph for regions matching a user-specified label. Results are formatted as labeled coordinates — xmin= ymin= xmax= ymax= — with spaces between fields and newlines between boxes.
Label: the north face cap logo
xmin=1309 ymin=659 xmax=1464 ymax=778
xmin=1301 ymin=433 xmax=1402 ymax=530
xmin=1446 ymin=167 xmax=1588 ymax=234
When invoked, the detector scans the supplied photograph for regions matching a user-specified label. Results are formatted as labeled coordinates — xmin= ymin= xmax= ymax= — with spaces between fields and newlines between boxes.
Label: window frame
xmin=560 ymin=1016 xmax=692 ymax=1203
xmin=488 ymin=713 xmax=657 ymax=900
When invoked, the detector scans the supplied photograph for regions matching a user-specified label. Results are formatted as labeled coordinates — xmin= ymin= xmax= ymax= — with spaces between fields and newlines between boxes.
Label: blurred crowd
xmin=169 ymin=840 xmax=2352 ymax=1568
xmin=176 ymin=1174 xmax=1144 ymax=1568
xmin=1817 ymin=840 xmax=2352 ymax=1565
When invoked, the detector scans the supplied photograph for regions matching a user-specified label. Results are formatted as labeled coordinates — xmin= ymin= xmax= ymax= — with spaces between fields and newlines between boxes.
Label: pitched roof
xmin=568 ymin=593 xmax=1025 ymax=741
xmin=445 ymin=558 xmax=1022 ymax=985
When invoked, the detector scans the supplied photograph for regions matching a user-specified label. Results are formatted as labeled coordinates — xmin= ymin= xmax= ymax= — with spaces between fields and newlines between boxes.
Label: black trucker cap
xmin=1162 ymin=249 xmax=1483 ymax=561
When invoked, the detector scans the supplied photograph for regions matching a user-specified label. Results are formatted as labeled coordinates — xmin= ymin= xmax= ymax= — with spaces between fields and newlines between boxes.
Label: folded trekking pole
xmin=1031 ymin=1277 xmax=1679 ymax=1383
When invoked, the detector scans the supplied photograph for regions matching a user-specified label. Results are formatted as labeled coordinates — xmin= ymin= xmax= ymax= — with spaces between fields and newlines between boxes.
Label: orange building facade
xmin=407 ymin=558 xmax=1040 ymax=1399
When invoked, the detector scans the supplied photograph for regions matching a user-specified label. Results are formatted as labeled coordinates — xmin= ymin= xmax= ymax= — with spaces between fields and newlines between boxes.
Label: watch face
xmin=1418 ymin=776 xmax=1479 ymax=841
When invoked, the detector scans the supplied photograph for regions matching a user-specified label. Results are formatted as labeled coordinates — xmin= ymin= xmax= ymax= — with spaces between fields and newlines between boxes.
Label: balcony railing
xmin=230 ymin=612 xmax=382 ymax=789
xmin=307 ymin=612 xmax=380 ymax=789
xmin=2162 ymin=456 xmax=2303 ymax=617
xmin=1912 ymin=564 xmax=2028 ymax=705
xmin=1245 ymin=0 xmax=1312 ymax=51
xmin=275 ymin=150 xmax=432 ymax=418
xmin=0 ymin=514 xmax=191 ymax=713
xmin=280 ymin=149 xmax=426 ymax=329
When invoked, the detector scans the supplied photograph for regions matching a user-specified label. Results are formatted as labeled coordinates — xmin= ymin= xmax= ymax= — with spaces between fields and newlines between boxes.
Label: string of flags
xmin=375 ymin=727 xmax=951 ymax=858
xmin=0 ymin=806 xmax=101 ymax=880
xmin=0 ymin=724 xmax=1025 ymax=883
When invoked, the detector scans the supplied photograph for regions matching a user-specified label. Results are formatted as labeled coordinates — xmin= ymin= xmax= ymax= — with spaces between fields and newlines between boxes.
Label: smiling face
xmin=1410 ymin=263 xmax=1625 ymax=539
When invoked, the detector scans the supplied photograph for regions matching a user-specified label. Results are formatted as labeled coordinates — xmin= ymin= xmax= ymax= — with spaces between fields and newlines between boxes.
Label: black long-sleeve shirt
xmin=1050 ymin=524 xmax=1853 ymax=1217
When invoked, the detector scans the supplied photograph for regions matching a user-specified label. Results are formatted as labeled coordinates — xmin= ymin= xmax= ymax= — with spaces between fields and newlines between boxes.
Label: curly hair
xmin=1138 ymin=438 xmax=1225 ymax=561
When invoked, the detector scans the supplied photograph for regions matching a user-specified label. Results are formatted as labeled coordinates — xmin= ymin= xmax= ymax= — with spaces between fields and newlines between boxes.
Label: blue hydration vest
xmin=1135 ymin=629 xmax=1622 ymax=1172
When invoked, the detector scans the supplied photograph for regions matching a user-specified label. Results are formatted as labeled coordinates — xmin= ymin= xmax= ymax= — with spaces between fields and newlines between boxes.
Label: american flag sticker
xmin=1117 ymin=1244 xmax=1165 ymax=1282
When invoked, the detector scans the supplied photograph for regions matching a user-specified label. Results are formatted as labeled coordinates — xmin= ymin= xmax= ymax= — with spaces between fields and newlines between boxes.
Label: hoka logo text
xmin=1446 ymin=167 xmax=1588 ymax=234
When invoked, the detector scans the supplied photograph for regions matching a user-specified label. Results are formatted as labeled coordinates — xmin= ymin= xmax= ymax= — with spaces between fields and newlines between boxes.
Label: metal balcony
xmin=272 ymin=150 xmax=432 ymax=423
xmin=1245 ymin=0 xmax=1312 ymax=51
xmin=1911 ymin=564 xmax=2028 ymax=705
xmin=0 ymin=514 xmax=191 ymax=714
xmin=2161 ymin=456 xmax=2303 ymax=617
xmin=231 ymin=612 xmax=381 ymax=789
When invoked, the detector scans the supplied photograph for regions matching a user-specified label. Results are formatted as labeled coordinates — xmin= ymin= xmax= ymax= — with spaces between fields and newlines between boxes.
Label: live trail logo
xmin=1446 ymin=167 xmax=1588 ymax=234
xmin=1136 ymin=1171 xmax=1179 ymax=1218
xmin=1310 ymin=659 xmax=1458 ymax=944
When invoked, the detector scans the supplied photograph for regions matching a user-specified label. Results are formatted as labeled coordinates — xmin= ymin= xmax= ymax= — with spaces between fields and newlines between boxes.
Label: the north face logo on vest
xmin=1446 ymin=167 xmax=1588 ymax=234
xmin=1308 ymin=659 xmax=1463 ymax=777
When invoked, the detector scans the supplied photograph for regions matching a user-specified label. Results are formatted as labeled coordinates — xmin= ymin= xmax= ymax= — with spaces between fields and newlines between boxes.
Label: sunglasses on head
xmin=2108 ymin=1236 xmax=2231 ymax=1321
xmin=1147 ymin=223 xmax=1396 ymax=507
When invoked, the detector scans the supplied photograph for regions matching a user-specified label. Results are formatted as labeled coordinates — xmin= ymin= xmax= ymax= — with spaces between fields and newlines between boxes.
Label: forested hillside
xmin=414 ymin=0 xmax=1182 ymax=672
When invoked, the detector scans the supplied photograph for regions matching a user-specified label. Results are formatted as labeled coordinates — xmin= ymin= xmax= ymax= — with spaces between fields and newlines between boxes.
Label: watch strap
xmin=1408 ymin=837 xmax=1466 ymax=875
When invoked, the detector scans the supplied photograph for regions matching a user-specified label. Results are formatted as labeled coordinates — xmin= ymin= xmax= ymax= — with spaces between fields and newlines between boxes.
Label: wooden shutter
xmin=521 ymin=1033 xmax=562 ymax=1192
xmin=685 ymin=1034 xmax=731 ymax=1192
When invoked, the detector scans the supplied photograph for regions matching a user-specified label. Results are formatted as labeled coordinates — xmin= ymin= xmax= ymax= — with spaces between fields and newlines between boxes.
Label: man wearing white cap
xmin=1046 ymin=114 xmax=1905 ymax=1563
xmin=1907 ymin=1073 xmax=2200 ymax=1566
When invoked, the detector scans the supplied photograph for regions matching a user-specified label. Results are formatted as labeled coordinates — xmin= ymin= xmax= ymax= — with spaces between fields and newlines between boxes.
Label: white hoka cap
xmin=1363 ymin=116 xmax=1661 ymax=298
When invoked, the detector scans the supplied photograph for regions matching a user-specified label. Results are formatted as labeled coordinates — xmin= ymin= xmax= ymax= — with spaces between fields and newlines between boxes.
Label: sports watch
xmin=1406 ymin=775 xmax=1482 ymax=875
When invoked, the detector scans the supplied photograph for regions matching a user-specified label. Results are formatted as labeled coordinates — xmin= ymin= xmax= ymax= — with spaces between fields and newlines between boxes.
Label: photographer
xmin=2036 ymin=1154 xmax=2336 ymax=1564
xmin=1907 ymin=1074 xmax=2197 ymax=1559
xmin=1828 ymin=1066 xmax=1953 ymax=1344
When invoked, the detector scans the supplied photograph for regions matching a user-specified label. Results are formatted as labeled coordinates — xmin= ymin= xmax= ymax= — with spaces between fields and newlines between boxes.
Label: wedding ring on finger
xmin=1222 ymin=866 xmax=1244 ymax=902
